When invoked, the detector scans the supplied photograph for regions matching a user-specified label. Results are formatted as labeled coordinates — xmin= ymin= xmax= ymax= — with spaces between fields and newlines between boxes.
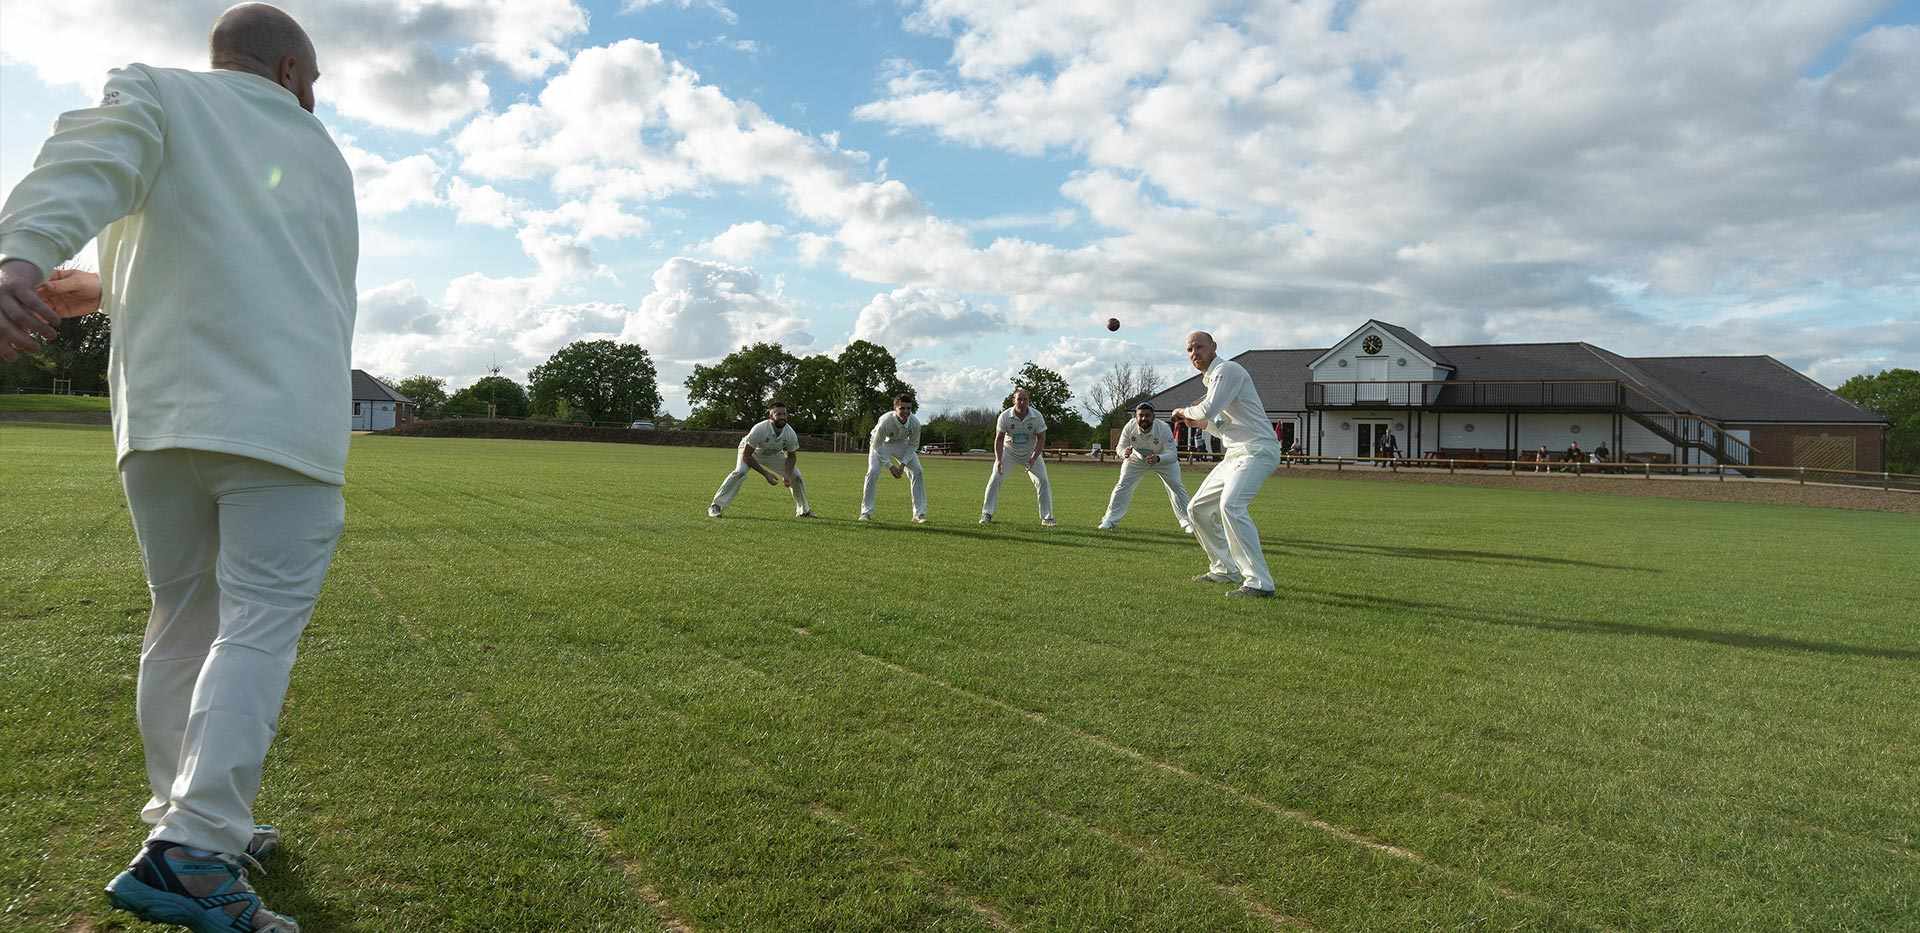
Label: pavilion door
xmin=1357 ymin=422 xmax=1390 ymax=458
xmin=1357 ymin=358 xmax=1389 ymax=400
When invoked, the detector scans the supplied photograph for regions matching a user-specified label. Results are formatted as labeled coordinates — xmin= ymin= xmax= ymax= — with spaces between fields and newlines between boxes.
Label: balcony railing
xmin=1306 ymin=379 xmax=1624 ymax=410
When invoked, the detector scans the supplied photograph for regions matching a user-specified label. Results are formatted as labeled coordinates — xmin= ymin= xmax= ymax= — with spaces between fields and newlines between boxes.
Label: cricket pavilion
xmin=1147 ymin=321 xmax=1891 ymax=472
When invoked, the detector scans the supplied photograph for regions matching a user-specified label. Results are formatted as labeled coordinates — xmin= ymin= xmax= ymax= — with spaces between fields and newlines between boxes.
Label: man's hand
xmin=37 ymin=267 xmax=102 ymax=318
xmin=1027 ymin=450 xmax=1040 ymax=467
xmin=1146 ymin=453 xmax=1160 ymax=464
xmin=0 ymin=258 xmax=60 ymax=362
xmin=762 ymin=470 xmax=780 ymax=486
xmin=782 ymin=472 xmax=796 ymax=488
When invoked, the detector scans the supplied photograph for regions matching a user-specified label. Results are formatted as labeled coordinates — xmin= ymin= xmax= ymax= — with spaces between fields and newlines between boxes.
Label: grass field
xmin=2 ymin=424 xmax=1916 ymax=931
xmin=0 ymin=393 xmax=111 ymax=413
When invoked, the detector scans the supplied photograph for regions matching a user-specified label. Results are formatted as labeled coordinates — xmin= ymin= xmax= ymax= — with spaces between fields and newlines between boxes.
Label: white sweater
xmin=869 ymin=412 xmax=922 ymax=454
xmin=0 ymin=65 xmax=359 ymax=484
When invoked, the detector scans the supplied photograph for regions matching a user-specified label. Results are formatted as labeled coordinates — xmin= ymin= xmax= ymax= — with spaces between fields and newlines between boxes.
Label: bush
xmin=382 ymin=419 xmax=834 ymax=451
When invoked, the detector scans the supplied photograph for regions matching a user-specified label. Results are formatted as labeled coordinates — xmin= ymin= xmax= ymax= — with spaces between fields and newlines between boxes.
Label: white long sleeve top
xmin=0 ymin=65 xmax=359 ymax=484
xmin=1175 ymin=358 xmax=1274 ymax=448
xmin=869 ymin=411 xmax=922 ymax=454
xmin=1118 ymin=418 xmax=1177 ymax=462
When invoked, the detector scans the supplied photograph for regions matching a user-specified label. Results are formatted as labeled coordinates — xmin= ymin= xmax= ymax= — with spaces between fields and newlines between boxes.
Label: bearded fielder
xmin=0 ymin=5 xmax=356 ymax=929
xmin=980 ymin=387 xmax=1055 ymax=526
xmin=1171 ymin=332 xmax=1283 ymax=598
xmin=861 ymin=394 xmax=927 ymax=522
xmin=1098 ymin=403 xmax=1193 ymax=533
xmin=709 ymin=400 xmax=814 ymax=518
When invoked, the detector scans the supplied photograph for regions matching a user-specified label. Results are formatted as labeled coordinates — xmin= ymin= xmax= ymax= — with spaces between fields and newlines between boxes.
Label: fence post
xmin=1645 ymin=462 xmax=1652 ymax=480
xmin=1799 ymin=467 xmax=1806 ymax=485
xmin=1575 ymin=461 xmax=1583 ymax=477
xmin=1336 ymin=459 xmax=1342 ymax=472
xmin=1886 ymin=472 xmax=1892 ymax=491
xmin=1718 ymin=465 xmax=1725 ymax=482
xmin=1448 ymin=458 xmax=1455 ymax=475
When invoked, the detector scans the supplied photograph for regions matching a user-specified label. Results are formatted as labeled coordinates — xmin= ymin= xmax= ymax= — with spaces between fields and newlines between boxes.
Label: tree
xmin=528 ymin=340 xmax=662 ymax=423
xmin=925 ymin=407 xmax=999 ymax=453
xmin=445 ymin=374 xmax=529 ymax=418
xmin=684 ymin=342 xmax=798 ymax=430
xmin=783 ymin=354 xmax=851 ymax=435
xmin=838 ymin=340 xmax=915 ymax=421
xmin=1080 ymin=361 xmax=1164 ymax=427
xmin=394 ymin=375 xmax=448 ymax=419
xmin=1 ymin=312 xmax=111 ymax=393
xmin=1003 ymin=362 xmax=1075 ymax=425
xmin=1838 ymin=369 xmax=1920 ymax=473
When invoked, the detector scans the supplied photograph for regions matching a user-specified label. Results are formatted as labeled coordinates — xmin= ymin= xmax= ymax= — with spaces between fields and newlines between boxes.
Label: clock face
xmin=1362 ymin=334 xmax=1383 ymax=354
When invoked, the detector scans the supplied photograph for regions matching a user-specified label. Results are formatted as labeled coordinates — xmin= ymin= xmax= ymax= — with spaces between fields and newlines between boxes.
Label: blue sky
xmin=3 ymin=0 xmax=1916 ymax=413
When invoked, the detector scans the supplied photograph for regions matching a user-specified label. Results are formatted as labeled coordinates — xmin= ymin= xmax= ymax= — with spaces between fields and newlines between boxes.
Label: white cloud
xmin=337 ymin=139 xmax=442 ymax=217
xmin=0 ymin=0 xmax=589 ymax=131
xmin=446 ymin=178 xmax=525 ymax=229
xmin=695 ymin=221 xmax=786 ymax=262
xmin=848 ymin=1 xmax=1920 ymax=353
xmin=617 ymin=257 xmax=810 ymax=361
xmin=851 ymin=287 xmax=1006 ymax=354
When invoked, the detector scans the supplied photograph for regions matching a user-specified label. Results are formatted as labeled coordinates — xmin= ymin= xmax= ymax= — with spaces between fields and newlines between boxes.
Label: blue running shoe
xmin=105 ymin=841 xmax=299 ymax=932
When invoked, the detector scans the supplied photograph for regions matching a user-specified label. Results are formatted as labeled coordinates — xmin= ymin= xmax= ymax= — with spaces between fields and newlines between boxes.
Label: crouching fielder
xmin=709 ymin=400 xmax=813 ymax=518
xmin=1172 ymin=331 xmax=1283 ymax=598
xmin=861 ymin=394 xmax=927 ymax=522
xmin=1098 ymin=402 xmax=1192 ymax=532
xmin=981 ymin=387 xmax=1056 ymax=526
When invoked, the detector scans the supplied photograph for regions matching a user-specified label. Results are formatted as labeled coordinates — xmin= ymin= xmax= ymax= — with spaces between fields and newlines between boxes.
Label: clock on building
xmin=1362 ymin=334 xmax=1383 ymax=354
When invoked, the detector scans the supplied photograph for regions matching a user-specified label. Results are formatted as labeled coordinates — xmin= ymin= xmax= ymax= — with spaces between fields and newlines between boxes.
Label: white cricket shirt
xmin=0 ymin=65 xmax=358 ymax=484
xmin=742 ymin=419 xmax=801 ymax=461
xmin=1176 ymin=358 xmax=1273 ymax=448
xmin=870 ymin=411 xmax=922 ymax=454
xmin=1119 ymin=418 xmax=1177 ymax=462
xmin=996 ymin=407 xmax=1047 ymax=453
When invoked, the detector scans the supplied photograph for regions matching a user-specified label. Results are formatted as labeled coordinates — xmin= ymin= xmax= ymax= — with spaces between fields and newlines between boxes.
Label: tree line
xmin=376 ymin=337 xmax=1158 ymax=448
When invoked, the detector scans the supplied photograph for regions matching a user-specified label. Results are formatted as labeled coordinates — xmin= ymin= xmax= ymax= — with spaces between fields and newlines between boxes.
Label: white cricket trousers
xmin=862 ymin=449 xmax=926 ymax=518
xmin=981 ymin=452 xmax=1052 ymax=521
xmin=1100 ymin=456 xmax=1193 ymax=531
xmin=121 ymin=449 xmax=345 ymax=856
xmin=711 ymin=451 xmax=811 ymax=515
xmin=1186 ymin=439 xmax=1282 ymax=591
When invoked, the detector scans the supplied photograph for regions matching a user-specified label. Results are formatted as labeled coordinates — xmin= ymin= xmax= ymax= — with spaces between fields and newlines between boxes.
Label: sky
xmin=2 ymin=0 xmax=1916 ymax=415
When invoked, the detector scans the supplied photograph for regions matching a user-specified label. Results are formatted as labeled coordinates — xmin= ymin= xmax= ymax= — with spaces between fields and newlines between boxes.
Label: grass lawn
xmin=0 ymin=392 xmax=111 ymax=413
xmin=2 ymin=424 xmax=1916 ymax=931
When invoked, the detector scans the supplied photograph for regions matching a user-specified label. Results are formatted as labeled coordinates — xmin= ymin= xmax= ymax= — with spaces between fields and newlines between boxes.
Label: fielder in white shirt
xmin=861 ymin=394 xmax=928 ymax=522
xmin=0 ymin=6 xmax=347 ymax=929
xmin=1171 ymin=331 xmax=1284 ymax=598
xmin=1098 ymin=403 xmax=1193 ymax=533
xmin=981 ymin=387 xmax=1056 ymax=525
xmin=709 ymin=400 xmax=814 ymax=518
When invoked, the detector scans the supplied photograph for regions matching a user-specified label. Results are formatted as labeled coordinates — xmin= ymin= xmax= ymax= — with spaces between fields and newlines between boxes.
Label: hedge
xmin=380 ymin=418 xmax=836 ymax=451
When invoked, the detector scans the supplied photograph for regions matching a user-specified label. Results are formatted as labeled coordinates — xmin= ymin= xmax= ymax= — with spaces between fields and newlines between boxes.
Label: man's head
xmin=893 ymin=394 xmax=914 ymax=421
xmin=210 ymin=3 xmax=319 ymax=113
xmin=767 ymin=400 xmax=788 ymax=429
xmin=1011 ymin=387 xmax=1031 ymax=417
xmin=1134 ymin=402 xmax=1155 ymax=428
xmin=1185 ymin=331 xmax=1217 ymax=372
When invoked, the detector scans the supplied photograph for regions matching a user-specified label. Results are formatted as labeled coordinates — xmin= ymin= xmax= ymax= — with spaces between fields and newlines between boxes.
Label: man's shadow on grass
xmin=252 ymin=847 xmax=353 ymax=932
xmin=1267 ymin=536 xmax=1656 ymax=572
xmin=1288 ymin=587 xmax=1919 ymax=662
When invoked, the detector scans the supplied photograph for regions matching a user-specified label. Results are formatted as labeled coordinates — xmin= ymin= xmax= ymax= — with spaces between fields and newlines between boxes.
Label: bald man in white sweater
xmin=0 ymin=6 xmax=351 ymax=930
